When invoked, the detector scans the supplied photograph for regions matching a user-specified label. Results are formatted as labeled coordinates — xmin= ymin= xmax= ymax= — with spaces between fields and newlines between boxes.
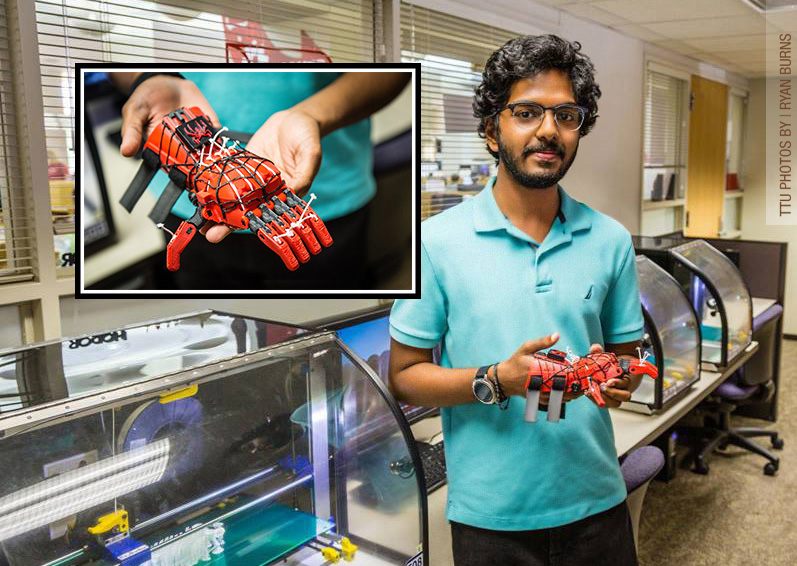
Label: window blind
xmin=34 ymin=0 xmax=375 ymax=269
xmin=643 ymin=69 xmax=688 ymax=202
xmin=400 ymin=2 xmax=516 ymax=220
xmin=35 ymin=0 xmax=375 ymax=65
xmin=0 ymin=0 xmax=35 ymax=284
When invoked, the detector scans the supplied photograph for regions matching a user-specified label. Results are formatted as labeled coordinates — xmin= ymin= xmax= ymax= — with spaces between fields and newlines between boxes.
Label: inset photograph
xmin=78 ymin=66 xmax=416 ymax=295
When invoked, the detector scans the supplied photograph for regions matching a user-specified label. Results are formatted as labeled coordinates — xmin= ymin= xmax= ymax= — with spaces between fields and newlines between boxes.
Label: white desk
xmin=611 ymin=340 xmax=759 ymax=456
xmin=752 ymin=297 xmax=777 ymax=319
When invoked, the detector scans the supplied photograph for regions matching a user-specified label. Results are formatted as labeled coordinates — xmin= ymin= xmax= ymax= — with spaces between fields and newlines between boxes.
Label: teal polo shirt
xmin=149 ymin=72 xmax=375 ymax=222
xmin=390 ymin=177 xmax=644 ymax=530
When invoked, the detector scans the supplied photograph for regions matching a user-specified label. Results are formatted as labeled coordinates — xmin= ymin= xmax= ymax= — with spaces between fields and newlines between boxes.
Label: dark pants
xmin=161 ymin=201 xmax=371 ymax=290
xmin=451 ymin=501 xmax=638 ymax=566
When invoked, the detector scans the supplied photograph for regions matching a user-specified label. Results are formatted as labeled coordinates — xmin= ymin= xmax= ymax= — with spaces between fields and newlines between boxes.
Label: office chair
xmin=620 ymin=445 xmax=665 ymax=550
xmin=690 ymin=303 xmax=784 ymax=476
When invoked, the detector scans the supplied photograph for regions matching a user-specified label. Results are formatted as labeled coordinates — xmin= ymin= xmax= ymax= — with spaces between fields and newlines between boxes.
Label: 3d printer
xmin=634 ymin=236 xmax=753 ymax=372
xmin=626 ymin=255 xmax=702 ymax=414
xmin=0 ymin=311 xmax=428 ymax=566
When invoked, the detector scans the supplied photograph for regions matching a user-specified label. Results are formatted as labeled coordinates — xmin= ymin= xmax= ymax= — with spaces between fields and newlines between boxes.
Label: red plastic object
xmin=140 ymin=106 xmax=332 ymax=271
xmin=525 ymin=349 xmax=658 ymax=416
xmin=165 ymin=219 xmax=200 ymax=272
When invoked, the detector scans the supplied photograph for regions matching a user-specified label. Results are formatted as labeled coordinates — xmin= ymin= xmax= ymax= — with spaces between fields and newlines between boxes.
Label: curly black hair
xmin=474 ymin=35 xmax=601 ymax=159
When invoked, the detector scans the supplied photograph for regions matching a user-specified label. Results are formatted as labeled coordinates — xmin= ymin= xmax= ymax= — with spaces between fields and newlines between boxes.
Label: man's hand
xmin=117 ymin=74 xmax=220 ymax=158
xmin=496 ymin=332 xmax=583 ymax=405
xmin=247 ymin=108 xmax=322 ymax=198
xmin=587 ymin=343 xmax=634 ymax=409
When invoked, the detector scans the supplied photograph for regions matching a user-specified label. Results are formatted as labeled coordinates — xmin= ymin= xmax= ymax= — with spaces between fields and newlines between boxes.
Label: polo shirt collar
xmin=472 ymin=176 xmax=592 ymax=240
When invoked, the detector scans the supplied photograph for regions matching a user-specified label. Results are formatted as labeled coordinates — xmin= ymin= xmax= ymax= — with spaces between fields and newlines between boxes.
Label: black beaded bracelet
xmin=490 ymin=364 xmax=510 ymax=410
xmin=128 ymin=72 xmax=186 ymax=96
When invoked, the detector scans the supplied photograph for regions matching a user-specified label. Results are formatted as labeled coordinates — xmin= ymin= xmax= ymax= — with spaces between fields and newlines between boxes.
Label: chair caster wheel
xmin=692 ymin=459 xmax=709 ymax=475
xmin=772 ymin=437 xmax=784 ymax=450
xmin=764 ymin=462 xmax=778 ymax=476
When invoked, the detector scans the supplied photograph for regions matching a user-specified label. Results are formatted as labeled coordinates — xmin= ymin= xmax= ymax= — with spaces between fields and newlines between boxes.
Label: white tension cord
xmin=273 ymin=194 xmax=317 ymax=243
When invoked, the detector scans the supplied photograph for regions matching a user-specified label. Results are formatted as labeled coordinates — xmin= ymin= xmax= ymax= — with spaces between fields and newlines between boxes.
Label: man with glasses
xmin=389 ymin=35 xmax=643 ymax=565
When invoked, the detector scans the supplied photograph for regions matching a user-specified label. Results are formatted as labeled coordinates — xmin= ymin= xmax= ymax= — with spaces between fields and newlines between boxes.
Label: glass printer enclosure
xmin=633 ymin=237 xmax=753 ymax=371
xmin=0 ymin=311 xmax=428 ymax=566
xmin=669 ymin=240 xmax=752 ymax=370
xmin=630 ymin=256 xmax=701 ymax=414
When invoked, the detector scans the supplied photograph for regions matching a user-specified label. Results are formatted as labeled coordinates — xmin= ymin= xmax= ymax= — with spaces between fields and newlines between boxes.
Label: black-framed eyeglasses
xmin=498 ymin=102 xmax=588 ymax=132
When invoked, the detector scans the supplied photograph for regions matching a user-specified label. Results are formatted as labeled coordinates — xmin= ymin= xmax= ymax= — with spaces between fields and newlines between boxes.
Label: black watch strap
xmin=473 ymin=365 xmax=496 ymax=405
xmin=128 ymin=72 xmax=186 ymax=96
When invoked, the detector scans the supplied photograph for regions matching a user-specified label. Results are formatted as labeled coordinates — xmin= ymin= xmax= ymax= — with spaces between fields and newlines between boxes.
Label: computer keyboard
xmin=416 ymin=440 xmax=447 ymax=493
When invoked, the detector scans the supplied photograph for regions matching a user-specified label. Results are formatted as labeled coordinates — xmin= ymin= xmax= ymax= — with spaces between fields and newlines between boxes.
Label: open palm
xmin=202 ymin=108 xmax=323 ymax=243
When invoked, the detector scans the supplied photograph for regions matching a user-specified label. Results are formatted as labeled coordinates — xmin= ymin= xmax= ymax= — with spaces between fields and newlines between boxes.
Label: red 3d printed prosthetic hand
xmin=120 ymin=106 xmax=332 ymax=271
xmin=524 ymin=348 xmax=658 ymax=423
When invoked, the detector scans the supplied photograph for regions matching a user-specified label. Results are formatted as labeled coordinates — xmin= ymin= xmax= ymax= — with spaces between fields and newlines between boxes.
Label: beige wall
xmin=740 ymin=78 xmax=795 ymax=335
xmin=557 ymin=16 xmax=644 ymax=233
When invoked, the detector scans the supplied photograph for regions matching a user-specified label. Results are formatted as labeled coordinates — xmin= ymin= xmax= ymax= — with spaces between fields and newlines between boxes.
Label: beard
xmin=497 ymin=130 xmax=578 ymax=189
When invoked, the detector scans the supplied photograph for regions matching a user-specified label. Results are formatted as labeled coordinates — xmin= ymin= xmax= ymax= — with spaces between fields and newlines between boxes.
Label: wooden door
xmin=685 ymin=75 xmax=728 ymax=238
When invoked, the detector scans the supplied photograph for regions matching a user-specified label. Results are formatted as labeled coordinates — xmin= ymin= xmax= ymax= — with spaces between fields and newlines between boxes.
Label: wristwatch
xmin=472 ymin=365 xmax=497 ymax=405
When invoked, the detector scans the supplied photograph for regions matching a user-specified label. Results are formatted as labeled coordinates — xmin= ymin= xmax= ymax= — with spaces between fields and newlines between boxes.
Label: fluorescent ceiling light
xmin=740 ymin=0 xmax=797 ymax=13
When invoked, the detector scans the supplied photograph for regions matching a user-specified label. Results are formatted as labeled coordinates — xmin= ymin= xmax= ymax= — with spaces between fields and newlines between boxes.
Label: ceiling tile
xmin=558 ymin=3 xmax=630 ymax=26
xmin=640 ymin=14 xmax=766 ymax=39
xmin=532 ymin=0 xmax=598 ymax=7
xmin=747 ymin=61 xmax=782 ymax=76
xmin=683 ymin=34 xmax=769 ymax=52
xmin=765 ymin=10 xmax=797 ymax=31
xmin=532 ymin=0 xmax=784 ymax=79
xmin=651 ymin=39 xmax=702 ymax=55
xmin=592 ymin=0 xmax=754 ymax=23
xmin=611 ymin=22 xmax=667 ymax=42
xmin=691 ymin=51 xmax=735 ymax=67
xmin=719 ymin=62 xmax=750 ymax=75
xmin=718 ymin=50 xmax=768 ymax=65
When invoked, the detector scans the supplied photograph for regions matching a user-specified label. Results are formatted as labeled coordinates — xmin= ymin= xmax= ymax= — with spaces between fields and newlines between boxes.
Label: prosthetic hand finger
xmin=246 ymin=211 xmax=299 ymax=271
xmin=165 ymin=215 xmax=203 ymax=272
xmin=587 ymin=380 xmax=606 ymax=408
xmin=303 ymin=208 xmax=333 ymax=248
xmin=270 ymin=195 xmax=321 ymax=255
xmin=258 ymin=204 xmax=310 ymax=264
xmin=275 ymin=227 xmax=310 ymax=265
xmin=257 ymin=227 xmax=299 ymax=271
xmin=282 ymin=189 xmax=333 ymax=247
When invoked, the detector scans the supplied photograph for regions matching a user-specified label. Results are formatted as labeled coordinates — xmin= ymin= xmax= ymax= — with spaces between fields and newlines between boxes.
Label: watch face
xmin=473 ymin=379 xmax=495 ymax=404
